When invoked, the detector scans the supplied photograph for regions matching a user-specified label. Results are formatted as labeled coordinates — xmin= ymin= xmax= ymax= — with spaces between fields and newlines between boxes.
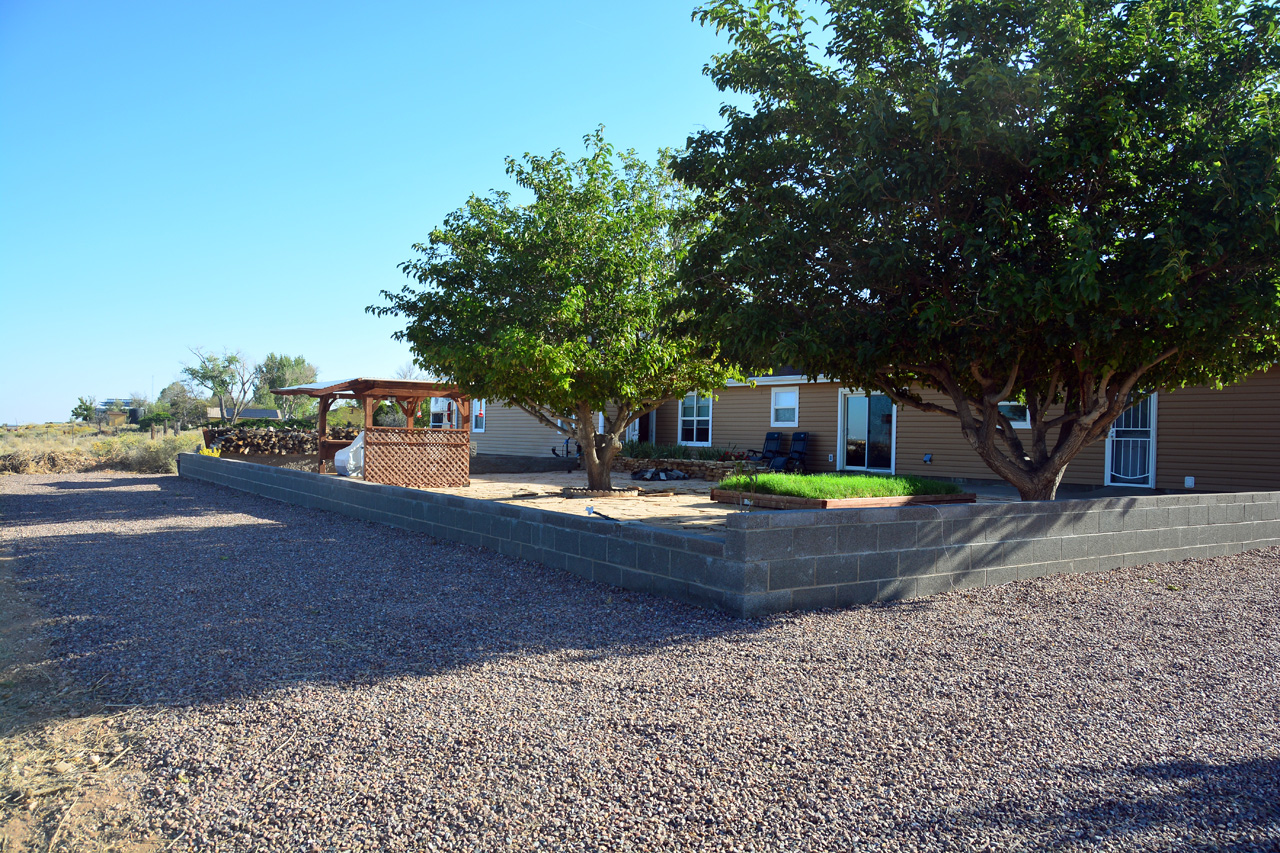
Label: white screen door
xmin=1105 ymin=394 xmax=1157 ymax=487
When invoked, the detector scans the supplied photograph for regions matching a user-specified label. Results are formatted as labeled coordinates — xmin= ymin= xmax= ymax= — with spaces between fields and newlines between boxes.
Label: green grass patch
xmin=716 ymin=472 xmax=963 ymax=500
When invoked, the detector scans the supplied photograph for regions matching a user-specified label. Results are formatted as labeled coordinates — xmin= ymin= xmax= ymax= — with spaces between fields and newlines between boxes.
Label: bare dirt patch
xmin=422 ymin=470 xmax=742 ymax=531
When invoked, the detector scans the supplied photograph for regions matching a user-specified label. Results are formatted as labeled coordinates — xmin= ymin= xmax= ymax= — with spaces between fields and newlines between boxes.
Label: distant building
xmin=97 ymin=399 xmax=144 ymax=424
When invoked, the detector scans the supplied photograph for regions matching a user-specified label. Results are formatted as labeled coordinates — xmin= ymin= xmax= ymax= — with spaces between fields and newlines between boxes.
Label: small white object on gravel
xmin=2 ymin=473 xmax=1277 ymax=852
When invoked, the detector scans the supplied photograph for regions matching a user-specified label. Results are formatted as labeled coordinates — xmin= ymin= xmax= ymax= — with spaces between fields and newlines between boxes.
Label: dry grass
xmin=0 ymin=556 xmax=161 ymax=852
xmin=0 ymin=427 xmax=202 ymax=476
xmin=0 ymin=426 xmax=98 ymax=457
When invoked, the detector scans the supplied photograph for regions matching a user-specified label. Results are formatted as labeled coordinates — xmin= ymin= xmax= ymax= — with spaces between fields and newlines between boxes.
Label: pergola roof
xmin=271 ymin=378 xmax=467 ymax=400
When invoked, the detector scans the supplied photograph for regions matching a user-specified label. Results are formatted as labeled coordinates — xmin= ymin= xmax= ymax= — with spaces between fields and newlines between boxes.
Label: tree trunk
xmin=1003 ymin=468 xmax=1067 ymax=501
xmin=582 ymin=446 xmax=616 ymax=491
xmin=576 ymin=405 xmax=621 ymax=491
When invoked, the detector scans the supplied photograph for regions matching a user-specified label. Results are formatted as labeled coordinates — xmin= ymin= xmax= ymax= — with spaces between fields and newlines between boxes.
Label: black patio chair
xmin=768 ymin=431 xmax=811 ymax=473
xmin=746 ymin=432 xmax=784 ymax=466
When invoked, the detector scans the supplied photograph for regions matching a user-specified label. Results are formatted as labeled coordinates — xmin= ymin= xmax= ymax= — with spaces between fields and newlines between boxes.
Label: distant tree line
xmin=71 ymin=350 xmax=321 ymax=429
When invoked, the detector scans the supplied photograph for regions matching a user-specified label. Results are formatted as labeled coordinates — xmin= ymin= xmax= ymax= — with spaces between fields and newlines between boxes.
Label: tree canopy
xmin=370 ymin=129 xmax=739 ymax=489
xmin=183 ymin=348 xmax=259 ymax=424
xmin=675 ymin=0 xmax=1280 ymax=499
xmin=70 ymin=396 xmax=95 ymax=424
xmin=253 ymin=353 xmax=318 ymax=419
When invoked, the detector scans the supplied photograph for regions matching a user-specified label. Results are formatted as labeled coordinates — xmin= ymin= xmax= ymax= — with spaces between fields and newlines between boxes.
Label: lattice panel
xmin=363 ymin=427 xmax=470 ymax=488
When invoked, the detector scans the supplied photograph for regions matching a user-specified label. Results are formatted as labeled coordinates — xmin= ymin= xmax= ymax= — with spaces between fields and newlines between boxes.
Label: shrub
xmin=619 ymin=441 xmax=739 ymax=462
xmin=89 ymin=434 xmax=203 ymax=474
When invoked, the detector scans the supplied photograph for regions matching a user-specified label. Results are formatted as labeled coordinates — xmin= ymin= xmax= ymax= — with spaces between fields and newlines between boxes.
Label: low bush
xmin=0 ymin=427 xmax=205 ymax=475
xmin=716 ymin=472 xmax=962 ymax=500
xmin=0 ymin=450 xmax=98 ymax=474
xmin=90 ymin=434 xmax=203 ymax=474
xmin=620 ymin=440 xmax=739 ymax=462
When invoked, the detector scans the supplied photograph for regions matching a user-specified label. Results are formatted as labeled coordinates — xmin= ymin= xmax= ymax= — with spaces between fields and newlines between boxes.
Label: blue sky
xmin=0 ymin=1 xmax=746 ymax=424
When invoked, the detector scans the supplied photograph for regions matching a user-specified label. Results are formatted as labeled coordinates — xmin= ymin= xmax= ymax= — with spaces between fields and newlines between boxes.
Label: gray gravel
xmin=2 ymin=472 xmax=1278 ymax=852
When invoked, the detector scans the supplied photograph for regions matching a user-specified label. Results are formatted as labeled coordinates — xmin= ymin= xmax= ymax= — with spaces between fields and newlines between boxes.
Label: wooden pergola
xmin=272 ymin=378 xmax=471 ymax=487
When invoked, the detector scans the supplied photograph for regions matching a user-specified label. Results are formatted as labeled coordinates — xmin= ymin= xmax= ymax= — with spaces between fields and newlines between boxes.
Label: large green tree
xmin=675 ymin=0 xmax=1280 ymax=499
xmin=253 ymin=353 xmax=318 ymax=419
xmin=370 ymin=130 xmax=739 ymax=490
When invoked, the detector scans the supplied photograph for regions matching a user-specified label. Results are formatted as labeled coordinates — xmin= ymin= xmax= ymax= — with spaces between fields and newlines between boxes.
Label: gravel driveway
xmin=2 ymin=473 xmax=1277 ymax=852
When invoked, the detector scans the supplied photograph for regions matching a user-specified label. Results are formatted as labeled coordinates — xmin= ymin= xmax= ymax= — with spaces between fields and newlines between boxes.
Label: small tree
xmin=676 ymin=0 xmax=1280 ymax=499
xmin=158 ymin=381 xmax=204 ymax=431
xmin=70 ymin=396 xmax=96 ymax=424
xmin=253 ymin=353 xmax=318 ymax=419
xmin=371 ymin=129 xmax=739 ymax=490
xmin=183 ymin=347 xmax=259 ymax=424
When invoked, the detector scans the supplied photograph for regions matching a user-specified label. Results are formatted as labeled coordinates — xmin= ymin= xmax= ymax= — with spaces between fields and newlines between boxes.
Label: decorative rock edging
xmin=710 ymin=489 xmax=978 ymax=510
xmin=562 ymin=487 xmax=642 ymax=498
xmin=612 ymin=457 xmax=742 ymax=481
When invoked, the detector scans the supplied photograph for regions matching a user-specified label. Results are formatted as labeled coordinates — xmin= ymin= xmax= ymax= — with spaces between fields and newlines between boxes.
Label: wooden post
xmin=396 ymin=397 xmax=420 ymax=430
xmin=363 ymin=396 xmax=375 ymax=430
xmin=458 ymin=397 xmax=471 ymax=437
xmin=317 ymin=395 xmax=332 ymax=473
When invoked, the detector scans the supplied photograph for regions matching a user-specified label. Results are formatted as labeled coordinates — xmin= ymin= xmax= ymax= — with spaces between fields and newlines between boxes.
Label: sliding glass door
xmin=842 ymin=392 xmax=894 ymax=471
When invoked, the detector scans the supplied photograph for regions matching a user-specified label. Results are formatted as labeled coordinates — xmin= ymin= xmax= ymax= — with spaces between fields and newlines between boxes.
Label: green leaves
xmin=370 ymin=128 xmax=738 ymax=445
xmin=678 ymin=0 xmax=1280 ymax=496
xmin=70 ymin=396 xmax=96 ymax=423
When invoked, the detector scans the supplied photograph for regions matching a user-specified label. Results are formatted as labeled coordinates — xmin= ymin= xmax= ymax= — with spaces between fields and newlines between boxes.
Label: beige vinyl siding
xmin=655 ymin=384 xmax=843 ymax=472
xmin=893 ymin=388 xmax=1107 ymax=485
xmin=1153 ymin=366 xmax=1280 ymax=492
xmin=470 ymin=404 xmax=566 ymax=458
xmin=653 ymin=368 xmax=1280 ymax=492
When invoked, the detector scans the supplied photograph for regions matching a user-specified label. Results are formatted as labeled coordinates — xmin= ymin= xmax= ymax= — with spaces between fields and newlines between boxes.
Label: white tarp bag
xmin=334 ymin=431 xmax=365 ymax=477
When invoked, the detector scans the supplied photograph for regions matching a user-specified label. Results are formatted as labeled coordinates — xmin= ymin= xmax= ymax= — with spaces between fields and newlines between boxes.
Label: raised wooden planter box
xmin=710 ymin=489 xmax=977 ymax=510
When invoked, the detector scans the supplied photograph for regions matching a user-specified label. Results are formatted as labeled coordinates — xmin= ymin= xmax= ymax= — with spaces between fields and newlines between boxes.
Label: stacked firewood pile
xmin=202 ymin=427 xmax=359 ymax=455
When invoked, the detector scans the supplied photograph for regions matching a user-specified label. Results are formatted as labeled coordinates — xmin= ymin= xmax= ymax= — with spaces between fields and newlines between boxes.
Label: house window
xmin=679 ymin=392 xmax=712 ymax=445
xmin=771 ymin=387 xmax=799 ymax=427
xmin=472 ymin=399 xmax=486 ymax=433
xmin=997 ymin=402 xmax=1030 ymax=429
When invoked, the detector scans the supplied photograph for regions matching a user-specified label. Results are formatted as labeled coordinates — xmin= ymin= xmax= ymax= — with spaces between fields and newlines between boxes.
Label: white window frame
xmin=471 ymin=399 xmax=486 ymax=433
xmin=677 ymin=392 xmax=713 ymax=447
xmin=770 ymin=386 xmax=799 ymax=428
xmin=997 ymin=402 xmax=1030 ymax=429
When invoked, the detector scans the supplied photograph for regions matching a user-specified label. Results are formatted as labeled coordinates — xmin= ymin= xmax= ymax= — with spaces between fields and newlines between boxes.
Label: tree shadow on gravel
xmin=3 ymin=476 xmax=223 ymax=525
xmin=1 ymin=476 xmax=765 ymax=722
xmin=932 ymin=756 xmax=1280 ymax=851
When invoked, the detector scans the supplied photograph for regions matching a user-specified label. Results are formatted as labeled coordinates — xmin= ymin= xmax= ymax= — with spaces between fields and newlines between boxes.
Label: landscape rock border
xmin=561 ymin=486 xmax=643 ymax=498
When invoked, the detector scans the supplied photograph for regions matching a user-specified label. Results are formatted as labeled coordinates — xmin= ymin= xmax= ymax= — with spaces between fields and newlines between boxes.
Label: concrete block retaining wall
xmin=178 ymin=453 xmax=1280 ymax=618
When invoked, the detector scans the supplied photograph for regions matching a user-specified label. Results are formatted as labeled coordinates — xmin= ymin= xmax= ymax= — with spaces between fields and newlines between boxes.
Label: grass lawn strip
xmin=717 ymin=472 xmax=962 ymax=500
